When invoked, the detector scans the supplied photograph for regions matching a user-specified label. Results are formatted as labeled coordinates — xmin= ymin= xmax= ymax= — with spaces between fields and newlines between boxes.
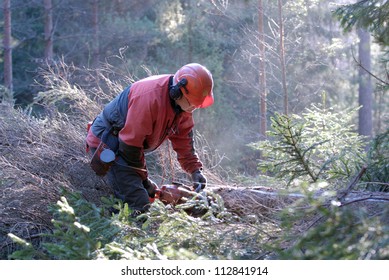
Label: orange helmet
xmin=173 ymin=63 xmax=214 ymax=108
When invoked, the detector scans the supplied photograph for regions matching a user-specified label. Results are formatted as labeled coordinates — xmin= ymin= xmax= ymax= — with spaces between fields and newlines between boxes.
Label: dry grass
xmin=0 ymin=100 xmax=112 ymax=257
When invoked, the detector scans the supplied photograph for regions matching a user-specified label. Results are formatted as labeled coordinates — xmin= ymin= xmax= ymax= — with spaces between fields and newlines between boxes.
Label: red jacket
xmin=86 ymin=75 xmax=203 ymax=175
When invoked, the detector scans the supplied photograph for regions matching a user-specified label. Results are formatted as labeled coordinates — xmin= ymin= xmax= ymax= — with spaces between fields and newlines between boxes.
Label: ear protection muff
xmin=169 ymin=77 xmax=188 ymax=100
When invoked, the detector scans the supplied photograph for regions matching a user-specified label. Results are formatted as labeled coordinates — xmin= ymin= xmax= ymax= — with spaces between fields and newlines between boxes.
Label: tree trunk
xmin=357 ymin=28 xmax=373 ymax=140
xmin=92 ymin=0 xmax=100 ymax=67
xmin=278 ymin=0 xmax=288 ymax=115
xmin=44 ymin=0 xmax=54 ymax=62
xmin=3 ymin=0 xmax=13 ymax=95
xmin=258 ymin=0 xmax=267 ymax=139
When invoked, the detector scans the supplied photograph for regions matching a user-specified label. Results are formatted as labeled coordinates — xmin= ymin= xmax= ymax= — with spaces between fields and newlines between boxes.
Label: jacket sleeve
xmin=168 ymin=114 xmax=203 ymax=174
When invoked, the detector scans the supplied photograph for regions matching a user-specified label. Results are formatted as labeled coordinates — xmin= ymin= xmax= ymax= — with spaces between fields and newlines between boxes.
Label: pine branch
xmin=337 ymin=165 xmax=367 ymax=201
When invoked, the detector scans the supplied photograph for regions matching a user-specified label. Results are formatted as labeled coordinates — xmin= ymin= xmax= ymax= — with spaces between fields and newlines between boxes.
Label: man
xmin=86 ymin=63 xmax=214 ymax=214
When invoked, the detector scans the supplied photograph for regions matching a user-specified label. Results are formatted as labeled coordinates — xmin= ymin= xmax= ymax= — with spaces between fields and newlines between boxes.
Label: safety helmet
xmin=173 ymin=63 xmax=214 ymax=108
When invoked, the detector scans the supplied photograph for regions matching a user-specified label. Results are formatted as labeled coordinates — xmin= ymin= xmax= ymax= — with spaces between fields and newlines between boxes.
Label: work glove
xmin=191 ymin=169 xmax=207 ymax=192
xmin=143 ymin=178 xmax=159 ymax=198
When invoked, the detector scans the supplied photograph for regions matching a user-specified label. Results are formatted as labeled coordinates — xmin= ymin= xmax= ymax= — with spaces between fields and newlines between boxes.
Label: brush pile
xmin=0 ymin=102 xmax=114 ymax=256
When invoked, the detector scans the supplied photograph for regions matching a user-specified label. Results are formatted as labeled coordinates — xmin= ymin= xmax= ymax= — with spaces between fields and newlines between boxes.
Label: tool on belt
xmin=87 ymin=121 xmax=118 ymax=176
xmin=90 ymin=142 xmax=116 ymax=176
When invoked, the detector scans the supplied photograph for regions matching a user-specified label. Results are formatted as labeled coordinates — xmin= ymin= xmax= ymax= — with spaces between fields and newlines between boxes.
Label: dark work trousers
xmin=90 ymin=148 xmax=150 ymax=212
xmin=107 ymin=156 xmax=151 ymax=212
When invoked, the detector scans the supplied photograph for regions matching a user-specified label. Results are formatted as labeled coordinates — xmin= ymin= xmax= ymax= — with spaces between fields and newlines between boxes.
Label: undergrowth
xmin=8 ymin=190 xmax=275 ymax=260
xmin=271 ymin=188 xmax=389 ymax=259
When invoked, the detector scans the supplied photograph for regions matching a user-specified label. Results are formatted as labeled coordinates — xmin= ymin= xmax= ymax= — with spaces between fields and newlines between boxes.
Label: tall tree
xmin=278 ymin=0 xmax=288 ymax=115
xmin=3 ymin=0 xmax=13 ymax=95
xmin=44 ymin=0 xmax=54 ymax=62
xmin=335 ymin=0 xmax=389 ymax=136
xmin=258 ymin=0 xmax=267 ymax=138
xmin=92 ymin=0 xmax=100 ymax=67
xmin=357 ymin=28 xmax=373 ymax=139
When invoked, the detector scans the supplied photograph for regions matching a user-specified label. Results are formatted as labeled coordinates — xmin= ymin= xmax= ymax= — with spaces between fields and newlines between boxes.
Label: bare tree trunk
xmin=187 ymin=0 xmax=193 ymax=62
xmin=44 ymin=0 xmax=54 ymax=62
xmin=278 ymin=0 xmax=288 ymax=115
xmin=374 ymin=90 xmax=382 ymax=133
xmin=357 ymin=28 xmax=373 ymax=140
xmin=258 ymin=0 xmax=267 ymax=139
xmin=92 ymin=0 xmax=100 ymax=67
xmin=3 ymin=0 xmax=13 ymax=95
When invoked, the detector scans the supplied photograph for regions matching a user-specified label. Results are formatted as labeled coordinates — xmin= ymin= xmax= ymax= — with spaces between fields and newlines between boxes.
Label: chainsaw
xmin=149 ymin=182 xmax=209 ymax=216
xmin=149 ymin=182 xmax=201 ymax=205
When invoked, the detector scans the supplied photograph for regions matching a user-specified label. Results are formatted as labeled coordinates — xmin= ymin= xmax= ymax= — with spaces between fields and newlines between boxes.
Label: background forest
xmin=1 ymin=0 xmax=389 ymax=260
xmin=2 ymin=0 xmax=388 ymax=173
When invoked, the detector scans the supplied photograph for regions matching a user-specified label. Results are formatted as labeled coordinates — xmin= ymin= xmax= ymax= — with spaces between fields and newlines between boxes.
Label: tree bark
xmin=44 ymin=0 xmax=54 ymax=62
xmin=258 ymin=0 xmax=267 ymax=139
xmin=357 ymin=28 xmax=373 ymax=140
xmin=185 ymin=0 xmax=193 ymax=62
xmin=92 ymin=0 xmax=100 ymax=67
xmin=278 ymin=0 xmax=288 ymax=115
xmin=3 ymin=0 xmax=13 ymax=95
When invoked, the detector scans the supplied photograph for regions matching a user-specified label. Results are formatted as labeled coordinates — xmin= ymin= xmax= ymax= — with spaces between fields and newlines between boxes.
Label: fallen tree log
xmin=213 ymin=185 xmax=389 ymax=218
